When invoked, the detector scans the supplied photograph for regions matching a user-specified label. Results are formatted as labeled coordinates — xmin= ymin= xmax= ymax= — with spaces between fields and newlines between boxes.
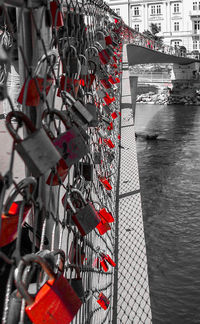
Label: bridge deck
xmin=127 ymin=44 xmax=200 ymax=65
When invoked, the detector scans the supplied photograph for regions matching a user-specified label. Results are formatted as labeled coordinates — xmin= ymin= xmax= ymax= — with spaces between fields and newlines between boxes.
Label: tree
xmin=143 ymin=23 xmax=163 ymax=45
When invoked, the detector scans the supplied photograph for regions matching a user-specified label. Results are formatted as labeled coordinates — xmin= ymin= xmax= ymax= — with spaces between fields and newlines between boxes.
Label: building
xmin=108 ymin=0 xmax=200 ymax=54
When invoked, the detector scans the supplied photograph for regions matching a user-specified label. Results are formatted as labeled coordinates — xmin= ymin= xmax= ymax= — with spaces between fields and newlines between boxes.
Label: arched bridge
xmin=127 ymin=44 xmax=200 ymax=66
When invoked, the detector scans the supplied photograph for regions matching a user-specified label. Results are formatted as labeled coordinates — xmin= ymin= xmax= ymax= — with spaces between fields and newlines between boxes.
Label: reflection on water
xmin=135 ymin=104 xmax=200 ymax=324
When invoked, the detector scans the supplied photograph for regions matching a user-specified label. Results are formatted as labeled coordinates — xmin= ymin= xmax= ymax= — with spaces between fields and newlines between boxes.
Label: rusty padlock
xmin=15 ymin=254 xmax=82 ymax=324
xmin=67 ymin=189 xmax=101 ymax=236
xmin=17 ymin=50 xmax=57 ymax=107
xmin=6 ymin=111 xmax=62 ymax=178
xmin=0 ymin=177 xmax=36 ymax=248
xmin=62 ymin=91 xmax=93 ymax=129
xmin=67 ymin=265 xmax=84 ymax=300
xmin=43 ymin=109 xmax=89 ymax=171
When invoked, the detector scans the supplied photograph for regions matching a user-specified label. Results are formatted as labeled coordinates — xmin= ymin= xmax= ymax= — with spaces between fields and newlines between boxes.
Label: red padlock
xmin=0 ymin=177 xmax=36 ymax=247
xmin=99 ymin=208 xmax=114 ymax=223
xmin=111 ymin=111 xmax=118 ymax=120
xmin=98 ymin=176 xmax=112 ymax=191
xmin=104 ymin=138 xmax=115 ymax=148
xmin=96 ymin=292 xmax=110 ymax=310
xmin=15 ymin=254 xmax=82 ymax=324
xmin=50 ymin=0 xmax=64 ymax=27
xmin=96 ymin=221 xmax=111 ymax=235
xmin=17 ymin=50 xmax=57 ymax=107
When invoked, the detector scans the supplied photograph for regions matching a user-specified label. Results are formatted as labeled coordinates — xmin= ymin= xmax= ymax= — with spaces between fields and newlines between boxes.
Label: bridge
xmin=127 ymin=44 xmax=200 ymax=66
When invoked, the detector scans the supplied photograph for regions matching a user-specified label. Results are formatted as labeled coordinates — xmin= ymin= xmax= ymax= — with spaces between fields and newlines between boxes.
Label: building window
xmin=133 ymin=6 xmax=140 ymax=16
xmin=194 ymin=20 xmax=200 ymax=32
xmin=151 ymin=4 xmax=161 ymax=15
xmin=134 ymin=24 xmax=140 ymax=32
xmin=174 ymin=22 xmax=180 ymax=31
xmin=193 ymin=40 xmax=198 ymax=49
xmin=151 ymin=5 xmax=156 ymax=15
xmin=157 ymin=4 xmax=161 ymax=14
xmin=174 ymin=41 xmax=180 ymax=47
xmin=193 ymin=2 xmax=198 ymax=10
xmin=174 ymin=3 xmax=180 ymax=13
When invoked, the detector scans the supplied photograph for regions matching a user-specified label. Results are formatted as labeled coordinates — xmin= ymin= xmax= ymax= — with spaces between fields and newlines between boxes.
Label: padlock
xmin=62 ymin=91 xmax=93 ymax=129
xmin=103 ymin=92 xmax=115 ymax=105
xmin=67 ymin=265 xmax=84 ymax=300
xmin=50 ymin=0 xmax=64 ymax=27
xmin=96 ymin=292 xmax=110 ymax=310
xmin=104 ymin=138 xmax=115 ymax=149
xmin=98 ymin=176 xmax=112 ymax=191
xmin=78 ymin=156 xmax=94 ymax=181
xmin=95 ymin=42 xmax=110 ymax=65
xmin=95 ymin=30 xmax=106 ymax=49
xmin=15 ymin=254 xmax=82 ymax=324
xmin=6 ymin=111 xmax=62 ymax=178
xmin=43 ymin=109 xmax=89 ymax=170
xmin=0 ymin=177 xmax=36 ymax=247
xmin=79 ymin=54 xmax=89 ymax=78
xmin=17 ymin=50 xmax=57 ymax=107
xmin=57 ymin=75 xmax=80 ymax=98
xmin=67 ymin=189 xmax=101 ymax=236
xmin=85 ymin=46 xmax=101 ymax=67
xmin=99 ymin=208 xmax=114 ymax=223
xmin=46 ymin=158 xmax=68 ymax=186
xmin=68 ymin=238 xmax=85 ymax=266
xmin=62 ymin=45 xmax=81 ymax=76
xmin=84 ymin=92 xmax=99 ymax=127
xmin=96 ymin=221 xmax=111 ymax=235
xmin=111 ymin=111 xmax=118 ymax=120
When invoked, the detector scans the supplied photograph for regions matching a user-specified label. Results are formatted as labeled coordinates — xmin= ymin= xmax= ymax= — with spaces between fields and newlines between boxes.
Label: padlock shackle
xmin=85 ymin=46 xmax=99 ymax=58
xmin=42 ymin=108 xmax=71 ymax=130
xmin=6 ymin=111 xmax=36 ymax=143
xmin=49 ymin=249 xmax=66 ymax=273
xmin=15 ymin=254 xmax=57 ymax=306
xmin=4 ymin=177 xmax=37 ymax=215
xmin=34 ymin=50 xmax=58 ymax=77
xmin=67 ymin=264 xmax=81 ymax=279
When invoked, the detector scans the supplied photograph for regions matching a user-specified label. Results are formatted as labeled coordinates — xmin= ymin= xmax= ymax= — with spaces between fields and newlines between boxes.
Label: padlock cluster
xmin=0 ymin=1 xmax=125 ymax=323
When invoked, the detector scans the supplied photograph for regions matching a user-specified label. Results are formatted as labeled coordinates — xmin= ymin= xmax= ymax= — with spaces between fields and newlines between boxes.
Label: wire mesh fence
xmin=0 ymin=2 xmax=156 ymax=323
xmin=0 ymin=1 xmax=124 ymax=323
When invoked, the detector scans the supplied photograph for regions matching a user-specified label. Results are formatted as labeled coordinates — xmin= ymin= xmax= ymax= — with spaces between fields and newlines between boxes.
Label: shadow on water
xmin=135 ymin=104 xmax=200 ymax=324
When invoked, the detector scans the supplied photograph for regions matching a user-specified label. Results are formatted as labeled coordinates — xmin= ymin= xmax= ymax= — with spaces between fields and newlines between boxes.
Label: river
xmin=135 ymin=103 xmax=200 ymax=324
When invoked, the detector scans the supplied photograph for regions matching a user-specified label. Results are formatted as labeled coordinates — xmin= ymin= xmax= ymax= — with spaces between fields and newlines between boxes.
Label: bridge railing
xmin=120 ymin=23 xmax=188 ymax=58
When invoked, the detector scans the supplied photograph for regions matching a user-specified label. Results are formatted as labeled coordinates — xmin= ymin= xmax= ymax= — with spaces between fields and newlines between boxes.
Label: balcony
xmin=189 ymin=10 xmax=200 ymax=17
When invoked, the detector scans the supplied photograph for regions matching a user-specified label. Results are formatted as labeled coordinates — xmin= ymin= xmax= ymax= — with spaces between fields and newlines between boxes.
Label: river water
xmin=135 ymin=103 xmax=200 ymax=324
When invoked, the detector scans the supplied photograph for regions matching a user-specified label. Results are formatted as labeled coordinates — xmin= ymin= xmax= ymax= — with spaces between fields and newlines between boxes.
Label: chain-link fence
xmin=0 ymin=1 xmax=156 ymax=323
xmin=0 ymin=1 xmax=124 ymax=323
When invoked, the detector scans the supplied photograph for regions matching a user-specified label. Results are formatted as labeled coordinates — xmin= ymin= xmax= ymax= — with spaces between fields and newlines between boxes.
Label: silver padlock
xmin=62 ymin=91 xmax=93 ymax=128
xmin=67 ymin=189 xmax=101 ymax=236
xmin=6 ymin=111 xmax=62 ymax=177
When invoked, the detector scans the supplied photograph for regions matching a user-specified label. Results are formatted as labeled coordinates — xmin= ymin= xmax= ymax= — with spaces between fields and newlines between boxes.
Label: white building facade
xmin=108 ymin=0 xmax=200 ymax=53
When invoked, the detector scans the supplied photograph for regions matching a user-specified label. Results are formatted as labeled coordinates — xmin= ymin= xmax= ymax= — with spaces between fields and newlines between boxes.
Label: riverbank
xmin=136 ymin=85 xmax=200 ymax=105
